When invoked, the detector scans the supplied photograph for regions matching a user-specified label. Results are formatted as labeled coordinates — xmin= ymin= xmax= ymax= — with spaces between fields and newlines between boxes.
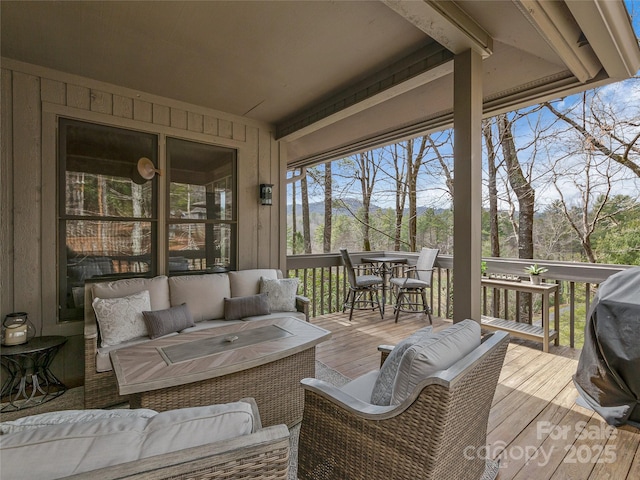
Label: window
xmin=58 ymin=119 xmax=236 ymax=321
xmin=167 ymin=137 xmax=236 ymax=273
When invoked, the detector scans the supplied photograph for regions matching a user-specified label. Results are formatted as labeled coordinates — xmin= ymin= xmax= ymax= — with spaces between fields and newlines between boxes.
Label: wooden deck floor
xmin=312 ymin=310 xmax=640 ymax=480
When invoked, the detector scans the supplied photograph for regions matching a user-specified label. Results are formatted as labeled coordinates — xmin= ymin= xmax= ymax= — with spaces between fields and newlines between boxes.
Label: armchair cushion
xmin=0 ymin=408 xmax=157 ymax=434
xmin=391 ymin=319 xmax=481 ymax=405
xmin=0 ymin=401 xmax=257 ymax=479
xmin=260 ymin=277 xmax=299 ymax=312
xmin=370 ymin=325 xmax=433 ymax=406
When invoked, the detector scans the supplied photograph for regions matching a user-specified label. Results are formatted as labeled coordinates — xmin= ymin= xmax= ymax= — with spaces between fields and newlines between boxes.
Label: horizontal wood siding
xmin=0 ymin=59 xmax=282 ymax=387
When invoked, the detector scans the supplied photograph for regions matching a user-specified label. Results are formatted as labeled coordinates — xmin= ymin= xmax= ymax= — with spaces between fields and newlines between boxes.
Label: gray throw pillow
xmin=224 ymin=293 xmax=271 ymax=320
xmin=370 ymin=325 xmax=433 ymax=406
xmin=142 ymin=303 xmax=195 ymax=339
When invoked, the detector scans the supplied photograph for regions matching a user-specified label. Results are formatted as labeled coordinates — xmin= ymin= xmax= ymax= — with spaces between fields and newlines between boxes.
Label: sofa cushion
xmin=224 ymin=293 xmax=270 ymax=320
xmin=229 ymin=269 xmax=278 ymax=297
xmin=142 ymin=303 xmax=195 ymax=339
xmin=92 ymin=275 xmax=170 ymax=311
xmin=93 ymin=290 xmax=151 ymax=347
xmin=391 ymin=319 xmax=481 ymax=405
xmin=168 ymin=274 xmax=230 ymax=322
xmin=0 ymin=408 xmax=157 ymax=434
xmin=260 ymin=277 xmax=299 ymax=312
xmin=370 ymin=325 xmax=433 ymax=406
xmin=0 ymin=401 xmax=257 ymax=480
xmin=139 ymin=401 xmax=256 ymax=458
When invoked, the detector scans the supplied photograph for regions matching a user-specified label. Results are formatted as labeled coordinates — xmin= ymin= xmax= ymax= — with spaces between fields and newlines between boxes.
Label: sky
xmin=288 ymin=2 xmax=640 ymax=212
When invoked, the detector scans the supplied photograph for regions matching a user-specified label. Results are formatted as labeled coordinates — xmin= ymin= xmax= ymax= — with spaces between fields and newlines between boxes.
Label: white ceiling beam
xmin=382 ymin=0 xmax=493 ymax=58
xmin=514 ymin=0 xmax=602 ymax=83
xmin=566 ymin=0 xmax=640 ymax=80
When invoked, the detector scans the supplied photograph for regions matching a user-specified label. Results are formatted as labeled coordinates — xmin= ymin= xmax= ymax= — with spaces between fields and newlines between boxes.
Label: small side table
xmin=1 ymin=335 xmax=67 ymax=412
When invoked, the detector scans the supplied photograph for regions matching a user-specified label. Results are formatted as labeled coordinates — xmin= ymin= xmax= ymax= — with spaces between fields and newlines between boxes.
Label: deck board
xmin=312 ymin=310 xmax=640 ymax=480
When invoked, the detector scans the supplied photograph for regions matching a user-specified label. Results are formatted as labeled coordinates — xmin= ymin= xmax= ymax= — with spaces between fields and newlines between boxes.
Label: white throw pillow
xmin=370 ymin=325 xmax=433 ymax=406
xmin=0 ymin=409 xmax=157 ymax=434
xmin=93 ymin=290 xmax=151 ymax=347
xmin=260 ymin=277 xmax=299 ymax=312
xmin=391 ymin=319 xmax=481 ymax=405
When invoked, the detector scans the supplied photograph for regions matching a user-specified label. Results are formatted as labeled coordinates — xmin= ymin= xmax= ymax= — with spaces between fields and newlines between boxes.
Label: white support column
xmin=453 ymin=49 xmax=483 ymax=323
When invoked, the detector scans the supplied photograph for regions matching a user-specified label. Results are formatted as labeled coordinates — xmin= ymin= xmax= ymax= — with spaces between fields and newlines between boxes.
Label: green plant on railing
xmin=524 ymin=264 xmax=548 ymax=275
xmin=481 ymin=261 xmax=487 ymax=276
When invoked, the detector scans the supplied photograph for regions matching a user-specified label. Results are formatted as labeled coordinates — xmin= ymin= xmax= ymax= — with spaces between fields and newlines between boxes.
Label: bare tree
xmin=543 ymin=86 xmax=640 ymax=178
xmin=323 ymin=162 xmax=332 ymax=253
xmin=389 ymin=143 xmax=408 ymax=250
xmin=498 ymin=113 xmax=535 ymax=260
xmin=354 ymin=150 xmax=382 ymax=251
xmin=301 ymin=175 xmax=312 ymax=254
xmin=483 ymin=119 xmax=501 ymax=259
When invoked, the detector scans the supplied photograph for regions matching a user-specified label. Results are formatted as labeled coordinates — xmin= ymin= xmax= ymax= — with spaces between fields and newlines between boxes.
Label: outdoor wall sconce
xmin=132 ymin=157 xmax=162 ymax=184
xmin=260 ymin=184 xmax=273 ymax=205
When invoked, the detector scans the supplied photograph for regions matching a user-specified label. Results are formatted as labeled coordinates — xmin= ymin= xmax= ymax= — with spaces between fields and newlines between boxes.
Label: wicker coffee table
xmin=110 ymin=316 xmax=331 ymax=427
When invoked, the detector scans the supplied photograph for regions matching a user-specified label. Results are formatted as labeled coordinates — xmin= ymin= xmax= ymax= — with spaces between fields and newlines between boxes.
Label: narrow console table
xmin=480 ymin=278 xmax=559 ymax=352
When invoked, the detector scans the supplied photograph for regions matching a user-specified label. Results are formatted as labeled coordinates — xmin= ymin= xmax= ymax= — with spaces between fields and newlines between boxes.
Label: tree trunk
xmin=483 ymin=119 xmax=501 ymax=315
xmin=291 ymin=181 xmax=297 ymax=254
xmin=323 ymin=162 xmax=332 ymax=253
xmin=301 ymin=175 xmax=312 ymax=254
xmin=392 ymin=144 xmax=407 ymax=251
xmin=498 ymin=114 xmax=535 ymax=323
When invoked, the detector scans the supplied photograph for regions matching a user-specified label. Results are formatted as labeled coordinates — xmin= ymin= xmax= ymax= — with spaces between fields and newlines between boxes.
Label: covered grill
xmin=574 ymin=266 xmax=640 ymax=427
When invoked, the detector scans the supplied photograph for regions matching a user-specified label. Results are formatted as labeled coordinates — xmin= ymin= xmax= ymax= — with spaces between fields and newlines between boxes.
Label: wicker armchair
xmin=298 ymin=329 xmax=509 ymax=480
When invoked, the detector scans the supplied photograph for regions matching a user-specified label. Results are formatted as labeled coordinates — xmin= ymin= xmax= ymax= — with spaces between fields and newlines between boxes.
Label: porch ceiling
xmin=2 ymin=1 xmax=639 ymax=167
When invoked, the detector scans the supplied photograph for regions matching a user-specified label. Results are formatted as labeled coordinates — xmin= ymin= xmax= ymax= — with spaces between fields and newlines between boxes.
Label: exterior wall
xmin=0 ymin=58 xmax=285 ymax=386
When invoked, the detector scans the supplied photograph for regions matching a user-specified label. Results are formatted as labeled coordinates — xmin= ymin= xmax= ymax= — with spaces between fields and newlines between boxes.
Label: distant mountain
xmin=286 ymin=199 xmax=447 ymax=216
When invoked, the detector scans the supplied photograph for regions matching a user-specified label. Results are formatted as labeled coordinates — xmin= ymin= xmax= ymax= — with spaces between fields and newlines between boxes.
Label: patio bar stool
xmin=390 ymin=247 xmax=439 ymax=323
xmin=340 ymin=249 xmax=384 ymax=321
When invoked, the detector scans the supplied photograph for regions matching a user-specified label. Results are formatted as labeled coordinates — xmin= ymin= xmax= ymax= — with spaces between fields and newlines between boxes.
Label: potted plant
xmin=481 ymin=261 xmax=488 ymax=277
xmin=524 ymin=264 xmax=548 ymax=284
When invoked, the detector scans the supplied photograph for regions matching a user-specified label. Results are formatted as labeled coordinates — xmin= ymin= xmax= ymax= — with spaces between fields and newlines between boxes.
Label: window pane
xmin=168 ymin=223 xmax=235 ymax=272
xmin=64 ymin=122 xmax=156 ymax=218
xmin=167 ymin=138 xmax=235 ymax=221
xmin=64 ymin=220 xmax=152 ymax=309
xmin=66 ymin=172 xmax=153 ymax=218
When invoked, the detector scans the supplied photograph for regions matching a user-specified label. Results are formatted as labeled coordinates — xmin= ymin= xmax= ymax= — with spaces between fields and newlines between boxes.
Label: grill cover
xmin=573 ymin=266 xmax=640 ymax=427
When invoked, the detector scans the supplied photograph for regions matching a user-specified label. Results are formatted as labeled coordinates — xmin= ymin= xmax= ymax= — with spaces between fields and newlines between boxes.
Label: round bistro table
xmin=1 ymin=335 xmax=67 ymax=412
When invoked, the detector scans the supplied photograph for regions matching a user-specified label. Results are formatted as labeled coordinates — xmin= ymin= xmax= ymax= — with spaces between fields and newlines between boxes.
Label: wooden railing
xmin=287 ymin=252 xmax=630 ymax=349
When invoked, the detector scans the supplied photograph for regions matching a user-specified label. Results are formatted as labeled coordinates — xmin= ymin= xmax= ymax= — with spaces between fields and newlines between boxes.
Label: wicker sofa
xmin=1 ymin=398 xmax=290 ymax=480
xmin=298 ymin=321 xmax=510 ymax=480
xmin=84 ymin=269 xmax=310 ymax=408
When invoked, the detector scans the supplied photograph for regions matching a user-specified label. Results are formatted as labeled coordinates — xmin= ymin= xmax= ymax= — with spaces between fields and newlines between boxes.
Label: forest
xmin=287 ymin=80 xmax=640 ymax=267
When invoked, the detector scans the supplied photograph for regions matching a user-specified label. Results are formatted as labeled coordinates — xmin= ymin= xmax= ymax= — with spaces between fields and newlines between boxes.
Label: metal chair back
xmin=339 ymin=248 xmax=358 ymax=287
xmin=415 ymin=248 xmax=439 ymax=285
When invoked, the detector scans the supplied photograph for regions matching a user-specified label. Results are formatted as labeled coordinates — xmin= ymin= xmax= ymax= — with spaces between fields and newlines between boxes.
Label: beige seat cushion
xmin=0 ymin=402 xmax=257 ymax=479
xmin=391 ymin=319 xmax=481 ymax=405
xmin=168 ymin=274 xmax=230 ymax=322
